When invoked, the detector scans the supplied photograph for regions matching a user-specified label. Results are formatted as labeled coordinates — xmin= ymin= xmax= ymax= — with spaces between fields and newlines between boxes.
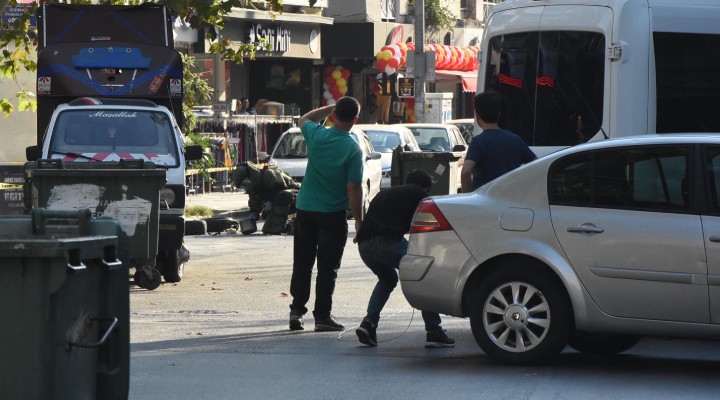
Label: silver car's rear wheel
xmin=483 ymin=281 xmax=550 ymax=353
xmin=470 ymin=265 xmax=572 ymax=365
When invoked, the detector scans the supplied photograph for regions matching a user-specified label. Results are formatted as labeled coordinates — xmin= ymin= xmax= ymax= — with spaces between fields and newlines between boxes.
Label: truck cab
xmin=27 ymin=97 xmax=202 ymax=285
xmin=27 ymin=3 xmax=202 ymax=286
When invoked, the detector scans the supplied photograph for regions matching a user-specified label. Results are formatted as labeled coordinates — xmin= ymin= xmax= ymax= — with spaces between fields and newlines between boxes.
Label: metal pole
xmin=413 ymin=0 xmax=425 ymax=123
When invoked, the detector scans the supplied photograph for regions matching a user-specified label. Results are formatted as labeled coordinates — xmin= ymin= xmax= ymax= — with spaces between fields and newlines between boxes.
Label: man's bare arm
xmin=299 ymin=105 xmax=335 ymax=127
xmin=461 ymin=159 xmax=476 ymax=193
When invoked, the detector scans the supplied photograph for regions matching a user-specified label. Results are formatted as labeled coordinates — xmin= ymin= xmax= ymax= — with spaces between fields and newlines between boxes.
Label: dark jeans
xmin=358 ymin=236 xmax=442 ymax=332
xmin=290 ymin=209 xmax=348 ymax=319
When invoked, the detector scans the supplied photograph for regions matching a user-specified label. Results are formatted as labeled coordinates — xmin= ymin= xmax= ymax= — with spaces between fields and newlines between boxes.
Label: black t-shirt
xmin=356 ymin=184 xmax=428 ymax=243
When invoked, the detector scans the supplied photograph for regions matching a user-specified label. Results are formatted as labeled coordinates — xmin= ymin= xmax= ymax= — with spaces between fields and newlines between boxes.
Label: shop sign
xmin=2 ymin=6 xmax=37 ymax=29
xmin=249 ymin=23 xmax=292 ymax=53
xmin=398 ymin=78 xmax=415 ymax=98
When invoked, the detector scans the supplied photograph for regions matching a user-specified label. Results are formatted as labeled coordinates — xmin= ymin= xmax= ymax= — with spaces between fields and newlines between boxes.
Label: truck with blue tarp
xmin=26 ymin=3 xmax=202 ymax=289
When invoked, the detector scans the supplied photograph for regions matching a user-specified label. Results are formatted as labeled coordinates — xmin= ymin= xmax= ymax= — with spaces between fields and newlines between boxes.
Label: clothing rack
xmin=188 ymin=115 xmax=296 ymax=193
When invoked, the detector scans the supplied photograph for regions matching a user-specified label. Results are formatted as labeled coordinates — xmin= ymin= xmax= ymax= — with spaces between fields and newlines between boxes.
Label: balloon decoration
xmin=375 ymin=42 xmax=413 ymax=76
xmin=374 ymin=42 xmax=479 ymax=74
xmin=322 ymin=65 xmax=351 ymax=107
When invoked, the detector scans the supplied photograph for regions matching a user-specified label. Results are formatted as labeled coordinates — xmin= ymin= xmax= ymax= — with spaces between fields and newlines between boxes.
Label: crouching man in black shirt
xmin=354 ymin=170 xmax=455 ymax=348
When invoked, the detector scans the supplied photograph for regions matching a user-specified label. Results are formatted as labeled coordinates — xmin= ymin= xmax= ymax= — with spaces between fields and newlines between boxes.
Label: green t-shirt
xmin=296 ymin=120 xmax=364 ymax=212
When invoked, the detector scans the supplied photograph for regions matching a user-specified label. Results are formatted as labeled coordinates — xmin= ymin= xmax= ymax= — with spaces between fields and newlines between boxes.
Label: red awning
xmin=462 ymin=77 xmax=477 ymax=92
xmin=434 ymin=70 xmax=478 ymax=92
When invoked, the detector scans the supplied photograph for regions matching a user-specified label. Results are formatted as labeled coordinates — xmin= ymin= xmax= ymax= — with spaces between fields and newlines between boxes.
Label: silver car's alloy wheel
xmin=483 ymin=281 xmax=550 ymax=353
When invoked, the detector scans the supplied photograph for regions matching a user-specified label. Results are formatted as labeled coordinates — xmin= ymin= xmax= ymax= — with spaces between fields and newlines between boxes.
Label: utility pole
xmin=413 ymin=0 xmax=426 ymax=123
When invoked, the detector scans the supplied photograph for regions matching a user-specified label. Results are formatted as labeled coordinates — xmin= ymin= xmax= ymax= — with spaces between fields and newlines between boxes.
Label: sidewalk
xmin=185 ymin=190 xmax=251 ymax=220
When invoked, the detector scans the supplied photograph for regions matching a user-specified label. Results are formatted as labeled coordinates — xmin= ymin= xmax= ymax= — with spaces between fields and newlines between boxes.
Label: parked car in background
xmin=400 ymin=134 xmax=720 ymax=365
xmin=268 ymin=126 xmax=383 ymax=213
xmin=400 ymin=123 xmax=468 ymax=191
xmin=355 ymin=124 xmax=420 ymax=189
xmin=446 ymin=118 xmax=478 ymax=144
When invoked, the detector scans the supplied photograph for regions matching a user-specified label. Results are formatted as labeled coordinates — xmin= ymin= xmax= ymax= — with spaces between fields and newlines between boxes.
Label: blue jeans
xmin=358 ymin=236 xmax=442 ymax=332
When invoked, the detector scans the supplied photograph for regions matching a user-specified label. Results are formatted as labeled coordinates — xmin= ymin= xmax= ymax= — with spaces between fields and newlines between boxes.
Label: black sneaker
xmin=289 ymin=310 xmax=304 ymax=331
xmin=425 ymin=330 xmax=455 ymax=348
xmin=314 ymin=315 xmax=345 ymax=332
xmin=355 ymin=318 xmax=377 ymax=346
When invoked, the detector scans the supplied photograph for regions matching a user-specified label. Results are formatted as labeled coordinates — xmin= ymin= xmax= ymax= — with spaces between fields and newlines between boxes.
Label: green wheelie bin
xmin=0 ymin=209 xmax=129 ymax=399
xmin=24 ymin=159 xmax=167 ymax=289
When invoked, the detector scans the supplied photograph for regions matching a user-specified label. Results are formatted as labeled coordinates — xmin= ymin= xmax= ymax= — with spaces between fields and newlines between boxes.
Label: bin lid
xmin=0 ymin=235 xmax=118 ymax=258
xmin=400 ymin=151 xmax=461 ymax=161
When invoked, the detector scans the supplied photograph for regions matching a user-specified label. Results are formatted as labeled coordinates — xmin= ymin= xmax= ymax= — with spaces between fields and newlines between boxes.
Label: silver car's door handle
xmin=567 ymin=225 xmax=604 ymax=234
xmin=709 ymin=235 xmax=720 ymax=243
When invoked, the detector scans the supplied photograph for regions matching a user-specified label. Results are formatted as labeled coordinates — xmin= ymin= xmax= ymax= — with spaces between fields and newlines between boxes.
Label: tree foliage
xmin=0 ymin=0 xmax=319 ymax=116
xmin=408 ymin=0 xmax=456 ymax=38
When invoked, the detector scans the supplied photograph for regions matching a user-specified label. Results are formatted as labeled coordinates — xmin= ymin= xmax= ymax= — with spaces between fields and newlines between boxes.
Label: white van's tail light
xmin=410 ymin=199 xmax=453 ymax=233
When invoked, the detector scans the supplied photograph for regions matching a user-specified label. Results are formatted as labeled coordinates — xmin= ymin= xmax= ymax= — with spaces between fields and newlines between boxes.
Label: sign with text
xmin=398 ymin=78 xmax=415 ymax=98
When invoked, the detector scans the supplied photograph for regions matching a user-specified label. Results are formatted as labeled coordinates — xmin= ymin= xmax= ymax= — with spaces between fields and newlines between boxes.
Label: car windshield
xmin=410 ymin=128 xmax=451 ymax=151
xmin=365 ymin=130 xmax=401 ymax=153
xmin=48 ymin=109 xmax=179 ymax=166
xmin=273 ymin=132 xmax=307 ymax=158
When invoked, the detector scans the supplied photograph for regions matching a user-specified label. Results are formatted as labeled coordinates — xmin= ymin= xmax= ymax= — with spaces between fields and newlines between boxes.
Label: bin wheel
xmin=134 ymin=266 xmax=162 ymax=290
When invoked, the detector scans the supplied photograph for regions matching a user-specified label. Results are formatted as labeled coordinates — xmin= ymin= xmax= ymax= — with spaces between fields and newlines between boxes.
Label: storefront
xmin=322 ymin=21 xmax=481 ymax=122
xmin=189 ymin=9 xmax=332 ymax=116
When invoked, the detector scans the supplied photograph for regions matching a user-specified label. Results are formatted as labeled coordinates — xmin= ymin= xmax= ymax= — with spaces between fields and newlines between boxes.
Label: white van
xmin=477 ymin=0 xmax=720 ymax=156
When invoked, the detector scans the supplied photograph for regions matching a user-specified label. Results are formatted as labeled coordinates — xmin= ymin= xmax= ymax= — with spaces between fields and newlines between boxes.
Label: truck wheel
xmin=160 ymin=250 xmax=184 ymax=283
xmin=185 ymin=219 xmax=207 ymax=235
xmin=134 ymin=266 xmax=162 ymax=290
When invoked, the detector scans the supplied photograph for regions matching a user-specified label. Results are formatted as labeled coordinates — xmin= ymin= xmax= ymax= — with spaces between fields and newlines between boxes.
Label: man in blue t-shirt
xmin=289 ymin=97 xmax=364 ymax=332
xmin=461 ymin=91 xmax=537 ymax=192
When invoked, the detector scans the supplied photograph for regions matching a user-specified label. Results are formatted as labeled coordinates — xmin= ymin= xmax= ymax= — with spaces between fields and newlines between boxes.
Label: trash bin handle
xmin=102 ymin=258 xmax=123 ymax=270
xmin=67 ymin=262 xmax=87 ymax=273
xmin=67 ymin=316 xmax=118 ymax=349
xmin=32 ymin=208 xmax=92 ymax=235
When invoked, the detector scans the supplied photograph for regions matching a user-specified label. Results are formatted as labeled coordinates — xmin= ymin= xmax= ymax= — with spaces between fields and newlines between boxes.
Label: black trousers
xmin=290 ymin=209 xmax=348 ymax=318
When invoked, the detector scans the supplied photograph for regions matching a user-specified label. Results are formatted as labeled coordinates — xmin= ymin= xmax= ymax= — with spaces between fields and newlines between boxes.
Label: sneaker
xmin=314 ymin=315 xmax=345 ymax=332
xmin=425 ymin=329 xmax=455 ymax=348
xmin=289 ymin=310 xmax=304 ymax=331
xmin=355 ymin=318 xmax=377 ymax=346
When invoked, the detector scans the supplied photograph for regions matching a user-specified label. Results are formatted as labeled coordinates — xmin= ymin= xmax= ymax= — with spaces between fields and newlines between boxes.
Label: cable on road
xmin=336 ymin=307 xmax=416 ymax=343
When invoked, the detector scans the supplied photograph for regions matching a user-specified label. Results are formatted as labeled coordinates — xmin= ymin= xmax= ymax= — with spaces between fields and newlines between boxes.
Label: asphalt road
xmin=128 ymin=191 xmax=720 ymax=400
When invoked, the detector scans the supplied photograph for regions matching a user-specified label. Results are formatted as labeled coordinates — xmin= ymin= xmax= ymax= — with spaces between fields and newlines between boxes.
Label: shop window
xmin=381 ymin=0 xmax=397 ymax=21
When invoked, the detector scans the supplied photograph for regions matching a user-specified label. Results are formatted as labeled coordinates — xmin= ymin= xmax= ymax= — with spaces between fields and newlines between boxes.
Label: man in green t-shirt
xmin=289 ymin=97 xmax=364 ymax=332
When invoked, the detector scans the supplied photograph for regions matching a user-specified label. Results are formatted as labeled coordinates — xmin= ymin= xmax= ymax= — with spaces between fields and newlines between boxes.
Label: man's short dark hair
xmin=334 ymin=96 xmax=360 ymax=123
xmin=405 ymin=169 xmax=432 ymax=191
xmin=474 ymin=91 xmax=501 ymax=124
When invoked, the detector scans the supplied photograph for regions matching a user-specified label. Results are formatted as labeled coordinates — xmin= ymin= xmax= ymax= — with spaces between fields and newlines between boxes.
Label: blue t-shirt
xmin=465 ymin=128 xmax=536 ymax=190
xmin=296 ymin=120 xmax=364 ymax=212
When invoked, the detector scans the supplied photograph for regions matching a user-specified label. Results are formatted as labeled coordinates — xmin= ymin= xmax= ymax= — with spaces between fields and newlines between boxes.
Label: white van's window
xmin=48 ymin=109 xmax=179 ymax=166
xmin=654 ymin=32 xmax=720 ymax=133
xmin=485 ymin=31 xmax=605 ymax=147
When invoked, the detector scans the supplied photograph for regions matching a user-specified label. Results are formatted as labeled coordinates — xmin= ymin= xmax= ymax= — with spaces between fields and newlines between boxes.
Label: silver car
xmin=400 ymin=134 xmax=720 ymax=364
xmin=267 ymin=126 xmax=383 ymax=213
xmin=355 ymin=124 xmax=420 ymax=189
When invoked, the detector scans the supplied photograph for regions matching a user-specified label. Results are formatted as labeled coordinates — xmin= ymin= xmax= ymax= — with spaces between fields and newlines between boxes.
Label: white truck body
xmin=477 ymin=0 xmax=720 ymax=156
